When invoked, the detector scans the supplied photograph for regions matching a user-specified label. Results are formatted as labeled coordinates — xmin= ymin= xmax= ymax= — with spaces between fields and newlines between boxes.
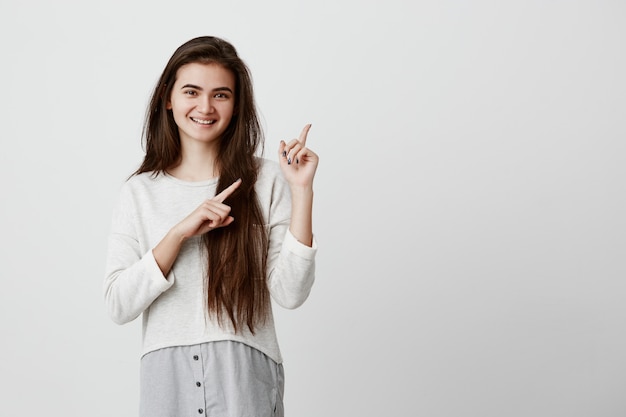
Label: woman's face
xmin=167 ymin=62 xmax=236 ymax=149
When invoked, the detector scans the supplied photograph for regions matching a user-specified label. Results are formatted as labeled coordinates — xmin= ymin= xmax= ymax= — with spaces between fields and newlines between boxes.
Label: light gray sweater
xmin=103 ymin=158 xmax=316 ymax=363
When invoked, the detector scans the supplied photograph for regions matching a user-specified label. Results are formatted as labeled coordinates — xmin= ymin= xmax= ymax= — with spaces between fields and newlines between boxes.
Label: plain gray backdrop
xmin=1 ymin=0 xmax=625 ymax=416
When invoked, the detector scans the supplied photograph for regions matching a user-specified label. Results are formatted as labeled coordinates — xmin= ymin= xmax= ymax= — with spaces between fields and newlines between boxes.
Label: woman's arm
xmin=152 ymin=178 xmax=242 ymax=275
xmin=278 ymin=124 xmax=319 ymax=247
xmin=265 ymin=124 xmax=319 ymax=309
xmin=104 ymin=178 xmax=242 ymax=324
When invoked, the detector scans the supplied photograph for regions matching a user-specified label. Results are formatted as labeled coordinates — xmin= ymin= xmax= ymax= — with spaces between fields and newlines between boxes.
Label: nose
xmin=197 ymin=96 xmax=214 ymax=114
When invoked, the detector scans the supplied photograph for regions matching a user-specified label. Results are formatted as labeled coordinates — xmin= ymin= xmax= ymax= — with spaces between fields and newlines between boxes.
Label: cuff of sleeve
xmin=284 ymin=229 xmax=318 ymax=260
xmin=143 ymin=250 xmax=176 ymax=291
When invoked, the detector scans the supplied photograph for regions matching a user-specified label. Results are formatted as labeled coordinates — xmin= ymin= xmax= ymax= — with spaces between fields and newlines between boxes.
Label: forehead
xmin=174 ymin=62 xmax=235 ymax=88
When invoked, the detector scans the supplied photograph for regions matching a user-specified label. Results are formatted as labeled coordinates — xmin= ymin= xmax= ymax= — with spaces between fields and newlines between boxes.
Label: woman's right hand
xmin=173 ymin=178 xmax=242 ymax=240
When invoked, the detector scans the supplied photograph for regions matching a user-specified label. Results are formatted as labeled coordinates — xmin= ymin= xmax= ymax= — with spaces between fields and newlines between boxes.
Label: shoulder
xmin=256 ymin=157 xmax=281 ymax=176
xmin=256 ymin=157 xmax=284 ymax=184
xmin=115 ymin=171 xmax=164 ymax=203
xmin=256 ymin=157 xmax=286 ymax=189
xmin=122 ymin=171 xmax=163 ymax=190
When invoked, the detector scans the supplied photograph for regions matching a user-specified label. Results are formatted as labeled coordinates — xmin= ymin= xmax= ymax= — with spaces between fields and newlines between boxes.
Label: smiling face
xmin=167 ymin=62 xmax=236 ymax=150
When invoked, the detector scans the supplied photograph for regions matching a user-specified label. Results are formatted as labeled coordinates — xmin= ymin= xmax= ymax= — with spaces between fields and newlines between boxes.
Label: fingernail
xmin=287 ymin=157 xmax=292 ymax=165
xmin=282 ymin=151 xmax=287 ymax=157
xmin=296 ymin=158 xmax=299 ymax=164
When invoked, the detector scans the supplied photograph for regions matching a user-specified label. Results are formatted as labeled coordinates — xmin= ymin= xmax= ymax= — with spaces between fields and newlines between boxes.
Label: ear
xmin=163 ymin=84 xmax=171 ymax=109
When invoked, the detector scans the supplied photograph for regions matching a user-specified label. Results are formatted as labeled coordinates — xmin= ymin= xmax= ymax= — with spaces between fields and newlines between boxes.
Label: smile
xmin=191 ymin=117 xmax=216 ymax=125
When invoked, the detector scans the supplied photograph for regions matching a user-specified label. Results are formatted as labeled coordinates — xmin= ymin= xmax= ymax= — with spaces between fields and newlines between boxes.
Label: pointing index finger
xmin=213 ymin=178 xmax=242 ymax=203
xmin=298 ymin=123 xmax=312 ymax=146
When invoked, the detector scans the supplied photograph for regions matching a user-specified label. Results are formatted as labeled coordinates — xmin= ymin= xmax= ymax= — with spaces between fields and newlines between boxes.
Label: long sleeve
xmin=103 ymin=183 xmax=174 ymax=325
xmin=261 ymin=161 xmax=317 ymax=309
xmin=267 ymin=229 xmax=317 ymax=309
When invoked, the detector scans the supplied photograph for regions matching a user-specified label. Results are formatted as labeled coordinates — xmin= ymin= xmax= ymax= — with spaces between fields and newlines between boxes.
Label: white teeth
xmin=191 ymin=118 xmax=215 ymax=125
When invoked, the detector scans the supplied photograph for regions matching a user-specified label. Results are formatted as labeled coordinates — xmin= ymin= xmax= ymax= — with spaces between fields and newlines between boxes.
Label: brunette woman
xmin=104 ymin=35 xmax=318 ymax=417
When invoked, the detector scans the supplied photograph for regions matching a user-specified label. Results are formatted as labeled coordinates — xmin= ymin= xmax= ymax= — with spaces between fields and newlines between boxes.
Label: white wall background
xmin=1 ymin=0 xmax=624 ymax=416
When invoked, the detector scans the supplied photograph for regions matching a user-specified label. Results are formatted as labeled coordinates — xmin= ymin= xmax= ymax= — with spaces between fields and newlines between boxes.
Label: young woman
xmin=103 ymin=36 xmax=318 ymax=417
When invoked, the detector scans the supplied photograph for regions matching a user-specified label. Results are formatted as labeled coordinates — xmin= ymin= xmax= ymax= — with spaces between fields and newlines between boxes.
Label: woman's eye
xmin=215 ymin=93 xmax=227 ymax=99
xmin=184 ymin=90 xmax=197 ymax=96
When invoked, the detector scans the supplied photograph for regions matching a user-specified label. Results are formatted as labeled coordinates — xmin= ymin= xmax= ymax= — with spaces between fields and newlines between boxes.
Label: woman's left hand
xmin=278 ymin=124 xmax=319 ymax=188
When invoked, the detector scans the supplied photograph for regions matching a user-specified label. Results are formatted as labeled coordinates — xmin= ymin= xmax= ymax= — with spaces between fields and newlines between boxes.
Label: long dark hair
xmin=135 ymin=36 xmax=269 ymax=333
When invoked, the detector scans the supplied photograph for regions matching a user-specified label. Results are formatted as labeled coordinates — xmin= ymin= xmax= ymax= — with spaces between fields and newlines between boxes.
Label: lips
xmin=191 ymin=117 xmax=216 ymax=125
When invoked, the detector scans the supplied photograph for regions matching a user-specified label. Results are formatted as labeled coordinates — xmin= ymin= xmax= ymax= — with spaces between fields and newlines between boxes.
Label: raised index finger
xmin=212 ymin=178 xmax=242 ymax=203
xmin=298 ymin=123 xmax=312 ymax=146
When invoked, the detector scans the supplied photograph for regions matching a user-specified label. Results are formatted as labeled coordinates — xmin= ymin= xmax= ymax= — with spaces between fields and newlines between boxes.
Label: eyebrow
xmin=180 ymin=84 xmax=234 ymax=94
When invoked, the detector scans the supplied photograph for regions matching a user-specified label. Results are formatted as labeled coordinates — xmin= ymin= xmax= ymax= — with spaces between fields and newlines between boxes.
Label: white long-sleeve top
xmin=103 ymin=158 xmax=316 ymax=363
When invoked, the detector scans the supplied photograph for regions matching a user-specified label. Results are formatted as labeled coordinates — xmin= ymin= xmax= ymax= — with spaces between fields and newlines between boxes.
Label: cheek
xmin=227 ymin=103 xmax=236 ymax=117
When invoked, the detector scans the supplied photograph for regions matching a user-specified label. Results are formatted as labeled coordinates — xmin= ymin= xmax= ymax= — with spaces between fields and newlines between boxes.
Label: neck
xmin=169 ymin=141 xmax=220 ymax=181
